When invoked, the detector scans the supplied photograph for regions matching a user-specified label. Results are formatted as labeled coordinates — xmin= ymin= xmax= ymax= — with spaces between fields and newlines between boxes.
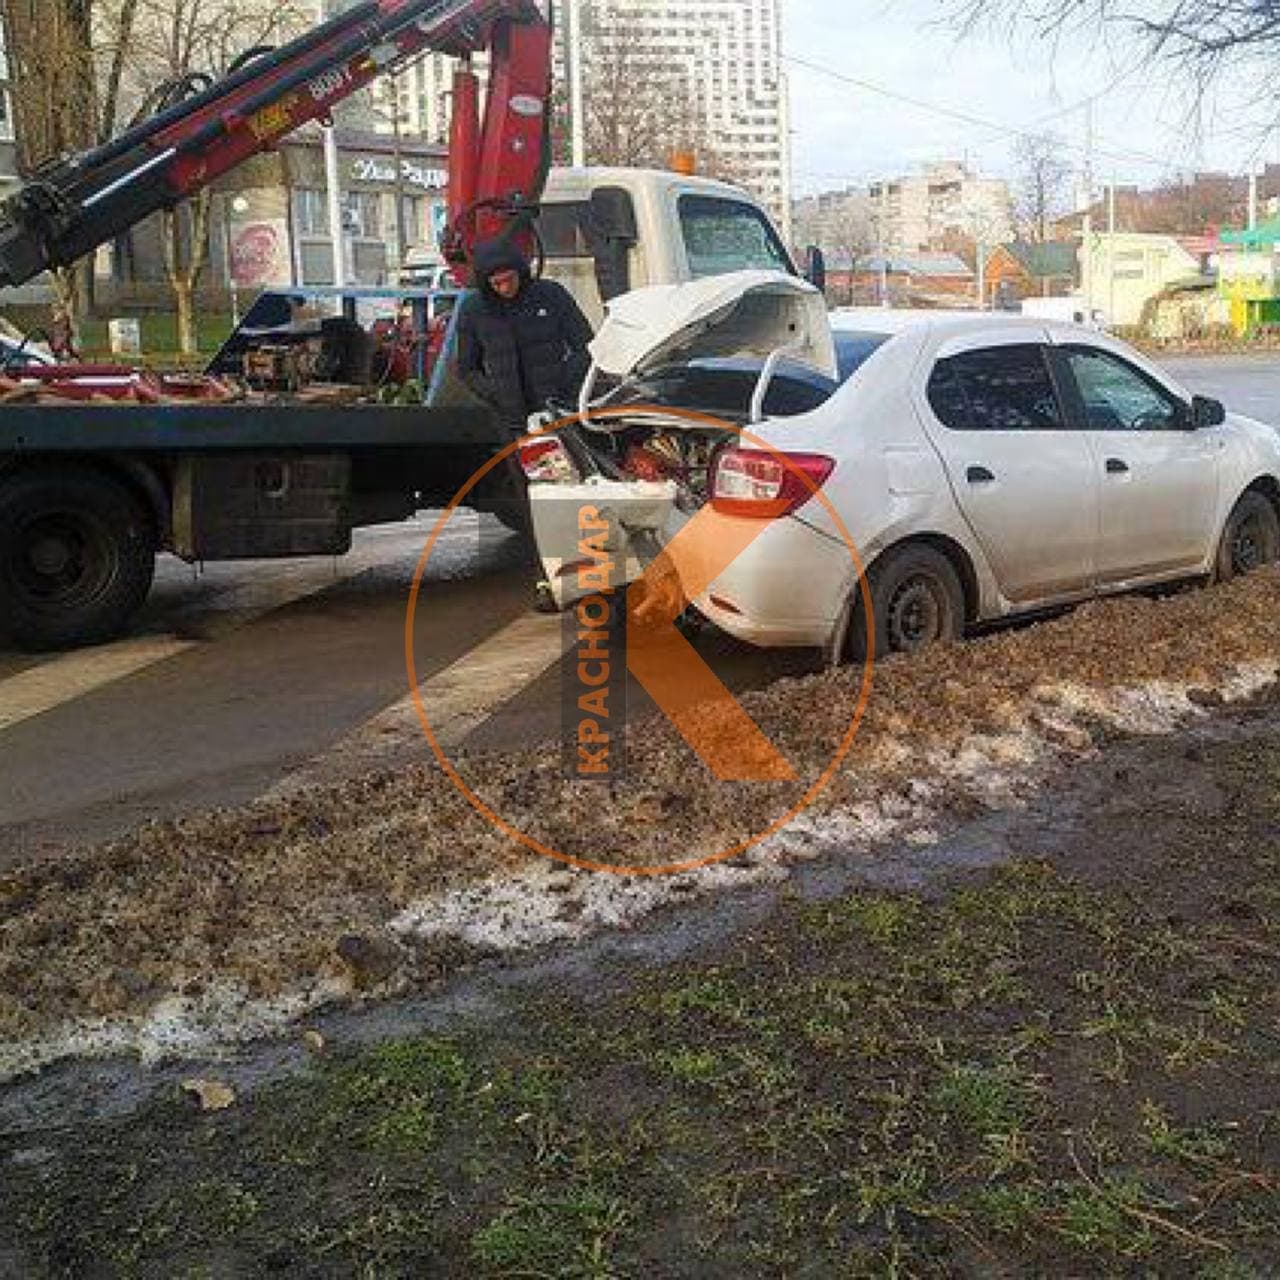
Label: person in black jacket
xmin=456 ymin=237 xmax=594 ymax=428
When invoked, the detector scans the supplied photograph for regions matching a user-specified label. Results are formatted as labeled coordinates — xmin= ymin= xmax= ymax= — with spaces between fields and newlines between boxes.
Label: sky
xmin=783 ymin=0 xmax=1280 ymax=197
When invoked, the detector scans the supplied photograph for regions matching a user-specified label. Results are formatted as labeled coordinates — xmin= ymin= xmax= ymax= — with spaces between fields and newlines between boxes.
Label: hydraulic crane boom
xmin=0 ymin=0 xmax=552 ymax=289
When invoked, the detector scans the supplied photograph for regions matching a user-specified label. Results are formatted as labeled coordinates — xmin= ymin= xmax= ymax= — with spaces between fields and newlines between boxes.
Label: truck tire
xmin=1215 ymin=490 xmax=1280 ymax=583
xmin=0 ymin=467 xmax=157 ymax=651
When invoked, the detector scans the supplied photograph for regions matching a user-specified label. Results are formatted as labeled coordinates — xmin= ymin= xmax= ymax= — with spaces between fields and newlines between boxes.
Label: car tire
xmin=1215 ymin=491 xmax=1280 ymax=583
xmin=846 ymin=543 xmax=966 ymax=662
xmin=0 ymin=467 xmax=157 ymax=651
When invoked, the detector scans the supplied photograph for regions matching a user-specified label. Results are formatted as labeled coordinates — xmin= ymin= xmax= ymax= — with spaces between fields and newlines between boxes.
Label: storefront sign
xmin=351 ymin=157 xmax=448 ymax=191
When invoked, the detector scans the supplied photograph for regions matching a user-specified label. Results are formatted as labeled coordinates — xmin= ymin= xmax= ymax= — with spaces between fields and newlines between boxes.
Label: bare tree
xmin=111 ymin=0 xmax=305 ymax=355
xmin=580 ymin=28 xmax=692 ymax=168
xmin=1013 ymin=131 xmax=1071 ymax=242
xmin=1141 ymin=171 xmax=1244 ymax=232
xmin=950 ymin=1 xmax=1280 ymax=82
xmin=0 ymin=0 xmax=128 ymax=327
xmin=827 ymin=205 xmax=874 ymax=304
xmin=576 ymin=5 xmax=751 ymax=185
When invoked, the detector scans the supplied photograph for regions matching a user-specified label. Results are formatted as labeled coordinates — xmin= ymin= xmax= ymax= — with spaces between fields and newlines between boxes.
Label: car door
xmin=1054 ymin=342 xmax=1222 ymax=583
xmin=916 ymin=335 xmax=1098 ymax=604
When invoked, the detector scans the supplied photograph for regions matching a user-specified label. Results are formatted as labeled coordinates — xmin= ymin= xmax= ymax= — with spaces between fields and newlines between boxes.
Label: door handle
xmin=1105 ymin=458 xmax=1130 ymax=474
xmin=966 ymin=465 xmax=996 ymax=484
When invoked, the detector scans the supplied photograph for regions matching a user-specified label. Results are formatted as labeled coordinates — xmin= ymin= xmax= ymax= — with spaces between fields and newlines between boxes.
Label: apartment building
xmin=581 ymin=0 xmax=791 ymax=231
xmin=0 ymin=22 xmax=18 ymax=199
xmin=792 ymin=187 xmax=873 ymax=257
xmin=370 ymin=1 xmax=793 ymax=234
xmin=869 ymin=160 xmax=1012 ymax=254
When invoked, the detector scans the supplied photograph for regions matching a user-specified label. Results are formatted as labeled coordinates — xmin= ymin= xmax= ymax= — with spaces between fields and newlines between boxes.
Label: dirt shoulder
xmin=5 ymin=692 xmax=1280 ymax=1276
xmin=3 ymin=570 xmax=1279 ymax=1078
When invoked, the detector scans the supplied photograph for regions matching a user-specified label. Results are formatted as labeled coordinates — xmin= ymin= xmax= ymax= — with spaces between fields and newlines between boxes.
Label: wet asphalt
xmin=0 ymin=354 xmax=1276 ymax=858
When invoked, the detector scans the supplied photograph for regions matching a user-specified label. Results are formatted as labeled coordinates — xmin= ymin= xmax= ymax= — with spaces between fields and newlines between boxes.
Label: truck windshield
xmin=679 ymin=195 xmax=793 ymax=279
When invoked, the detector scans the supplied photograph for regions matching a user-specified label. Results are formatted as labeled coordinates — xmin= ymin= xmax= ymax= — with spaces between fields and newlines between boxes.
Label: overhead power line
xmin=781 ymin=52 xmax=1177 ymax=174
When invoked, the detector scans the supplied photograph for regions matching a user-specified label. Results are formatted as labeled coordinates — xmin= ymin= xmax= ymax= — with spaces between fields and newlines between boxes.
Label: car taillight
xmin=518 ymin=437 xmax=578 ymax=483
xmin=711 ymin=448 xmax=835 ymax=518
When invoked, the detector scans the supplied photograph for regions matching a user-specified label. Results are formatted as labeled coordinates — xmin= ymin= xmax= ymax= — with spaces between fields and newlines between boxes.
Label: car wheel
xmin=845 ymin=543 xmax=966 ymax=662
xmin=1216 ymin=491 xmax=1280 ymax=582
xmin=0 ymin=467 xmax=157 ymax=651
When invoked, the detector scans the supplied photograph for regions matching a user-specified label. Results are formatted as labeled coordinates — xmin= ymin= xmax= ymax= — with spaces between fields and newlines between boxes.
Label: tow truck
xmin=0 ymin=0 xmax=813 ymax=650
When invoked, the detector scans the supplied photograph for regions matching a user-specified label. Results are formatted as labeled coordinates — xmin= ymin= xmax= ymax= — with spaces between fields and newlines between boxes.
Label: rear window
xmin=620 ymin=358 xmax=833 ymax=419
xmin=616 ymin=330 xmax=890 ymax=421
xmin=536 ymin=202 xmax=592 ymax=258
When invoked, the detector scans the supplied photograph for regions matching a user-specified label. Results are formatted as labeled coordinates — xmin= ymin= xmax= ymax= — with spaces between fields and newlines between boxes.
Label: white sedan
xmin=526 ymin=273 xmax=1280 ymax=660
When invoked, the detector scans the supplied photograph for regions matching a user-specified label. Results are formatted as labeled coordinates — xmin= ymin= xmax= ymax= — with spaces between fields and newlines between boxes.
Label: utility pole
xmin=1249 ymin=168 xmax=1259 ymax=230
xmin=223 ymin=194 xmax=251 ymax=325
xmin=1081 ymin=99 xmax=1094 ymax=323
xmin=323 ymin=0 xmax=347 ymax=286
xmin=324 ymin=124 xmax=347 ymax=287
xmin=390 ymin=75 xmax=410 ymax=272
xmin=874 ymin=199 xmax=888 ymax=306
xmin=567 ymin=0 xmax=586 ymax=167
xmin=1107 ymin=179 xmax=1117 ymax=324
xmin=971 ymin=207 xmax=987 ymax=310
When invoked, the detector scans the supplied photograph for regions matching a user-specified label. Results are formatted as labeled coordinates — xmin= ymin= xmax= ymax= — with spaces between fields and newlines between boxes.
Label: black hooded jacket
xmin=455 ymin=239 xmax=594 ymax=422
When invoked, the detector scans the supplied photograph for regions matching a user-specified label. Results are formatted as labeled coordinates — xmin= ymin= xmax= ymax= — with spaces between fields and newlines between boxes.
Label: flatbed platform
xmin=0 ymin=401 xmax=505 ymax=453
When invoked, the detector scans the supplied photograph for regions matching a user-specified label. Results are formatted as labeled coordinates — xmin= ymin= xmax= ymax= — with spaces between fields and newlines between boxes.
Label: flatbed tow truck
xmin=0 ymin=0 xmax=811 ymax=650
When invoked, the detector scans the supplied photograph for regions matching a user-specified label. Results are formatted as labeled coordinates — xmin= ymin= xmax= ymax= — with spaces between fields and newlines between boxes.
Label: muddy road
xmin=0 ymin=353 xmax=1276 ymax=862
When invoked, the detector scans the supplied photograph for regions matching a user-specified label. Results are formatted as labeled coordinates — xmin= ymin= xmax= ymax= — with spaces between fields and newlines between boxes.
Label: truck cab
xmin=536 ymin=168 xmax=800 ymax=325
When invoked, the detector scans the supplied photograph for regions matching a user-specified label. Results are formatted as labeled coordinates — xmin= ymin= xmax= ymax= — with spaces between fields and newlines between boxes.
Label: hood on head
xmin=472 ymin=238 xmax=532 ymax=300
xmin=588 ymin=270 xmax=837 ymax=383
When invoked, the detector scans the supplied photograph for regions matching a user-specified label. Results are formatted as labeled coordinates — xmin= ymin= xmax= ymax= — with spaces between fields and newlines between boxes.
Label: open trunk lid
xmin=587 ymin=270 xmax=837 ymax=385
xmin=529 ymin=272 xmax=836 ymax=610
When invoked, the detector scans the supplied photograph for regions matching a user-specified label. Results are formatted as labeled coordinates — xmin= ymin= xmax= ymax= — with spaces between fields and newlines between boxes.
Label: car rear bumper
xmin=692 ymin=513 xmax=854 ymax=648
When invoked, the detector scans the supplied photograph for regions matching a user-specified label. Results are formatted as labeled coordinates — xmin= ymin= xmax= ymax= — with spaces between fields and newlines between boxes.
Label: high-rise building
xmin=367 ymin=1 xmax=793 ymax=237
xmin=571 ymin=0 xmax=791 ymax=233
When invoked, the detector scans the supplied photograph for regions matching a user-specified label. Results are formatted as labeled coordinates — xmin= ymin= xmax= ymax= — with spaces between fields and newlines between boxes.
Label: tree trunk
xmin=51 ymin=266 xmax=82 ymax=344
xmin=163 ymin=193 xmax=212 ymax=358
xmin=174 ymin=281 xmax=197 ymax=357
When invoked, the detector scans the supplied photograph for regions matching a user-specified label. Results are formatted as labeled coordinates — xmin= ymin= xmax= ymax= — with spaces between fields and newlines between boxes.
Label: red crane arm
xmin=0 ymin=0 xmax=552 ymax=288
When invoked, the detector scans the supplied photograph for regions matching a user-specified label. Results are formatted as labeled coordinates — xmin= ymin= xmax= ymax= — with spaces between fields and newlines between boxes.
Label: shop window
xmin=295 ymin=189 xmax=329 ymax=237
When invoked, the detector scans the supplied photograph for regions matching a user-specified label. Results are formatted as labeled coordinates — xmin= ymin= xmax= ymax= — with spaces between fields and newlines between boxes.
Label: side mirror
xmin=587 ymin=187 xmax=639 ymax=302
xmin=588 ymin=187 xmax=639 ymax=243
xmin=1191 ymin=395 xmax=1226 ymax=429
xmin=803 ymin=245 xmax=826 ymax=294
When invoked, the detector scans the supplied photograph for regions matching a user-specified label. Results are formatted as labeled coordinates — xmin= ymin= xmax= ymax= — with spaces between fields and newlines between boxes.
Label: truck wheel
xmin=1215 ymin=491 xmax=1280 ymax=582
xmin=0 ymin=468 xmax=157 ymax=651
xmin=846 ymin=543 xmax=965 ymax=662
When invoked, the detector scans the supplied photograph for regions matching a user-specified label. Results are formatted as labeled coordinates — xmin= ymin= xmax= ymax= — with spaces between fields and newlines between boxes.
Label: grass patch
xmin=472 ymin=1189 xmax=629 ymax=1279
xmin=6 ymin=727 xmax=1280 ymax=1275
xmin=930 ymin=1061 xmax=1040 ymax=1135
xmin=79 ymin=312 xmax=235 ymax=364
